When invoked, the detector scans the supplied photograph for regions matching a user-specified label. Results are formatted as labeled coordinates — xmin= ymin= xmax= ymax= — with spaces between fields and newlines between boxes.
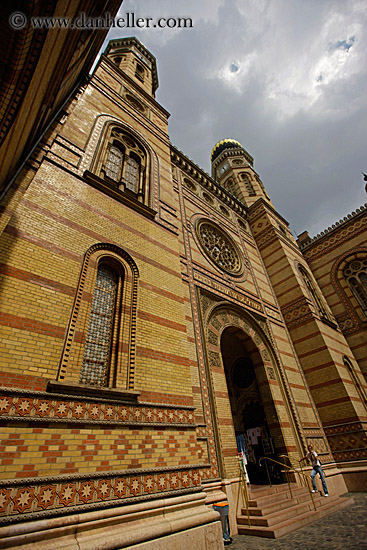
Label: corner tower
xmin=211 ymin=141 xmax=367 ymax=476
xmin=211 ymin=138 xmax=272 ymax=207
xmin=104 ymin=37 xmax=159 ymax=97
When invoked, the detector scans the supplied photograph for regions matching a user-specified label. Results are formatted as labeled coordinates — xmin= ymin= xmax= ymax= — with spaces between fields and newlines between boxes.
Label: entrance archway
xmin=205 ymin=303 xmax=303 ymax=482
xmin=221 ymin=327 xmax=282 ymax=484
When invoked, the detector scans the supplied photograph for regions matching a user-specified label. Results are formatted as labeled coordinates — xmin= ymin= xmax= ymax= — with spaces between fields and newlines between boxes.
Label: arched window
xmin=343 ymin=356 xmax=367 ymax=407
xmin=125 ymin=154 xmax=140 ymax=193
xmin=343 ymin=259 xmax=367 ymax=313
xmin=240 ymin=173 xmax=256 ymax=196
xmin=80 ymin=264 xmax=119 ymax=387
xmin=101 ymin=128 xmax=147 ymax=202
xmin=135 ymin=62 xmax=145 ymax=82
xmin=299 ymin=265 xmax=333 ymax=322
xmin=105 ymin=142 xmax=124 ymax=181
xmin=223 ymin=177 xmax=237 ymax=197
xmin=58 ymin=244 xmax=139 ymax=391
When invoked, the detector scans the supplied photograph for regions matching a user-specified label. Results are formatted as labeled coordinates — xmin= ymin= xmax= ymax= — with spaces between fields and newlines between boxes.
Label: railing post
xmin=259 ymin=456 xmax=317 ymax=511
xmin=238 ymin=456 xmax=251 ymax=527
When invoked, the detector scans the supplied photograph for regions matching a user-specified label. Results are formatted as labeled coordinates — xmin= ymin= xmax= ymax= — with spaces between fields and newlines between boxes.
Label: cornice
xmin=211 ymin=145 xmax=254 ymax=168
xmin=299 ymin=203 xmax=367 ymax=252
xmin=170 ymin=146 xmax=248 ymax=219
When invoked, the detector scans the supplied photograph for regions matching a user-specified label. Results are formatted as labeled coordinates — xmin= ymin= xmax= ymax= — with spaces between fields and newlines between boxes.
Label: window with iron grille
xmin=105 ymin=144 xmax=124 ymax=181
xmin=125 ymin=155 xmax=140 ymax=193
xmin=80 ymin=264 xmax=118 ymax=387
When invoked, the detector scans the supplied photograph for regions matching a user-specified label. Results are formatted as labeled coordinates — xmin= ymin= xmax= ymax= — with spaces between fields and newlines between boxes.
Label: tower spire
xmin=211 ymin=138 xmax=272 ymax=207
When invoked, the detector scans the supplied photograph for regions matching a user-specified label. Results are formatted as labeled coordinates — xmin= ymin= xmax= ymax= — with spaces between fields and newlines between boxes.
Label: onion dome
xmin=211 ymin=139 xmax=243 ymax=162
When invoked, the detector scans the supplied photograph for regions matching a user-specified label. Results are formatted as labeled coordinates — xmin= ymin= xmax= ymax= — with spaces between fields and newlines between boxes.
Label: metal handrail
xmin=238 ymin=456 xmax=251 ymax=527
xmin=259 ymin=456 xmax=316 ymax=511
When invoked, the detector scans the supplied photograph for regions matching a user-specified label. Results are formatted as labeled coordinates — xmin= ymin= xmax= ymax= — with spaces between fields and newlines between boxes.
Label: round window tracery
xmin=183 ymin=178 xmax=197 ymax=193
xmin=196 ymin=220 xmax=243 ymax=275
xmin=220 ymin=205 xmax=230 ymax=217
xmin=203 ymin=192 xmax=214 ymax=205
xmin=125 ymin=94 xmax=145 ymax=114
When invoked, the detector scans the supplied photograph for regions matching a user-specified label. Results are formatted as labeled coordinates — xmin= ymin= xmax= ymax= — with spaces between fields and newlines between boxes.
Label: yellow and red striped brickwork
xmin=0 ymin=37 xmax=366 ymax=531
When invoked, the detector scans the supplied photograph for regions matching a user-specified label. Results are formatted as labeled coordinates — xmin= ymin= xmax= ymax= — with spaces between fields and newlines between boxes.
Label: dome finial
xmin=211 ymin=139 xmax=243 ymax=162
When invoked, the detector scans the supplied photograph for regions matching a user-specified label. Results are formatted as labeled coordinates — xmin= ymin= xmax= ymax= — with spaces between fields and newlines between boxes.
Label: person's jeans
xmin=213 ymin=504 xmax=230 ymax=541
xmin=311 ymin=465 xmax=328 ymax=494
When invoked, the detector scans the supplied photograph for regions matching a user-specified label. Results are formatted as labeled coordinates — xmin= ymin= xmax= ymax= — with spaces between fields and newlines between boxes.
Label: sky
xmin=100 ymin=0 xmax=367 ymax=238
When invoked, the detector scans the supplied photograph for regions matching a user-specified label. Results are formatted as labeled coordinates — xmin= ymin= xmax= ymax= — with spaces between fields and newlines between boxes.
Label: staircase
xmin=237 ymin=483 xmax=353 ymax=538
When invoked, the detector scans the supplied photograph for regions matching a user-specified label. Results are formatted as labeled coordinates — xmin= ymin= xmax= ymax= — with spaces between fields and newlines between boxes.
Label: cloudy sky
xmin=101 ymin=0 xmax=367 ymax=238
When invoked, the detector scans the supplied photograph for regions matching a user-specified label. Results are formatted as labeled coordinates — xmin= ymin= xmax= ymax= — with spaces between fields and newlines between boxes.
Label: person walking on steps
xmin=299 ymin=444 xmax=329 ymax=496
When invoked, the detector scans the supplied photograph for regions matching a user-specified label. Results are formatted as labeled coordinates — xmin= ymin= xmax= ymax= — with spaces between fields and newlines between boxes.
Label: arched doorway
xmin=221 ymin=327 xmax=282 ymax=484
xmin=204 ymin=304 xmax=303 ymax=484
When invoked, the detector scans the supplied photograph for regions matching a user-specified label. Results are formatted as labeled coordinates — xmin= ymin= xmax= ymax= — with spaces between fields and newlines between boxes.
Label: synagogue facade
xmin=0 ymin=37 xmax=366 ymax=549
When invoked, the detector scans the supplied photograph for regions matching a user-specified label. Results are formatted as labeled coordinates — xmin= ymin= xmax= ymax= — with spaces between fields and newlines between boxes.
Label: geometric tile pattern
xmin=0 ymin=465 xmax=201 ymax=524
xmin=0 ymin=389 xmax=195 ymax=426
xmin=282 ymin=297 xmax=315 ymax=328
xmin=324 ymin=422 xmax=367 ymax=461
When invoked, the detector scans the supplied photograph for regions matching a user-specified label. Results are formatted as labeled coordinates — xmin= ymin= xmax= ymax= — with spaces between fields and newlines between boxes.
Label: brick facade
xmin=0 ymin=36 xmax=366 ymax=547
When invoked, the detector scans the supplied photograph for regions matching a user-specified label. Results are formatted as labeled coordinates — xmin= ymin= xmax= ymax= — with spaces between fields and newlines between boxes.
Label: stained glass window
xmin=105 ymin=145 xmax=123 ymax=182
xmin=125 ymin=156 xmax=140 ymax=193
xmin=197 ymin=221 xmax=242 ymax=275
xmin=80 ymin=264 xmax=118 ymax=386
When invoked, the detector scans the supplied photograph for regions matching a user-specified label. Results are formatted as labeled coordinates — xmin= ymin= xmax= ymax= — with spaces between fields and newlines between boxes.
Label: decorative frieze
xmin=0 ymin=388 xmax=195 ymax=427
xmin=0 ymin=465 xmax=201 ymax=524
xmin=282 ymin=297 xmax=315 ymax=327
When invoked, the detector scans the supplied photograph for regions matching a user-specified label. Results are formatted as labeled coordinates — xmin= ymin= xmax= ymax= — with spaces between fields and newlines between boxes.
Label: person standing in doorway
xmin=299 ymin=444 xmax=329 ymax=496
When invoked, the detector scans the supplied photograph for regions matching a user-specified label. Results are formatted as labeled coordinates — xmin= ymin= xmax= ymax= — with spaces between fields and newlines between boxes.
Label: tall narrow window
xmin=299 ymin=265 xmax=331 ymax=321
xmin=343 ymin=356 xmax=367 ymax=407
xmin=343 ymin=259 xmax=367 ymax=312
xmin=105 ymin=144 xmax=124 ymax=182
xmin=80 ymin=264 xmax=118 ymax=387
xmin=58 ymin=244 xmax=139 ymax=391
xmin=240 ymin=173 xmax=256 ymax=196
xmin=135 ymin=62 xmax=145 ymax=82
xmin=125 ymin=154 xmax=140 ymax=193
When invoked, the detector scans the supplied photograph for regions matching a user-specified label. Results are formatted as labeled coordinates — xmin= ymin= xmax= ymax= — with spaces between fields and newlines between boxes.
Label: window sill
xmin=47 ymin=380 xmax=140 ymax=403
xmin=83 ymin=170 xmax=156 ymax=220
xmin=320 ymin=316 xmax=338 ymax=330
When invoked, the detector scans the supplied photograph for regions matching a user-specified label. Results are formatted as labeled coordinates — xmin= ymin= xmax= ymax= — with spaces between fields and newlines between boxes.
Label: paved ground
xmin=228 ymin=492 xmax=367 ymax=550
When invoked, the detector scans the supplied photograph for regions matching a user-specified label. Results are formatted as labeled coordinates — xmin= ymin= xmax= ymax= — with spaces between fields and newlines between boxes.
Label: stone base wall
xmin=335 ymin=460 xmax=367 ymax=492
xmin=0 ymin=492 xmax=222 ymax=550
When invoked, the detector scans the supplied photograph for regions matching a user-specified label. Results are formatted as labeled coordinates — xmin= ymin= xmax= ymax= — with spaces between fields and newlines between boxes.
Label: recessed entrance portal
xmin=220 ymin=327 xmax=282 ymax=484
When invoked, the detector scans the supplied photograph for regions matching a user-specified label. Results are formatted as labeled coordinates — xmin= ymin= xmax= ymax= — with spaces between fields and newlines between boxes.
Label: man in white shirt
xmin=299 ymin=444 xmax=329 ymax=496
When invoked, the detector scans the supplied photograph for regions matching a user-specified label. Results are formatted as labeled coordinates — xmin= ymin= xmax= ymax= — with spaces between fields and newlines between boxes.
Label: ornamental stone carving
xmin=196 ymin=220 xmax=243 ymax=275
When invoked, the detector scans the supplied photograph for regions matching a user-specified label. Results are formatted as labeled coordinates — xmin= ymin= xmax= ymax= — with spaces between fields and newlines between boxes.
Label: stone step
xmin=239 ymin=494 xmax=336 ymax=526
xmin=237 ymin=483 xmax=353 ymax=538
xmin=247 ymin=485 xmax=308 ymax=510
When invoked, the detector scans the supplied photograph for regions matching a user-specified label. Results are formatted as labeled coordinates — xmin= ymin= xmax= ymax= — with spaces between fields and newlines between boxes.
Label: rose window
xmin=196 ymin=220 xmax=243 ymax=275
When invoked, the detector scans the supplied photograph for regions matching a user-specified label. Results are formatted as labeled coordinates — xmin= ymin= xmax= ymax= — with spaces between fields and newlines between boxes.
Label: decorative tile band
xmin=0 ymin=389 xmax=195 ymax=427
xmin=0 ymin=465 xmax=202 ymax=524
